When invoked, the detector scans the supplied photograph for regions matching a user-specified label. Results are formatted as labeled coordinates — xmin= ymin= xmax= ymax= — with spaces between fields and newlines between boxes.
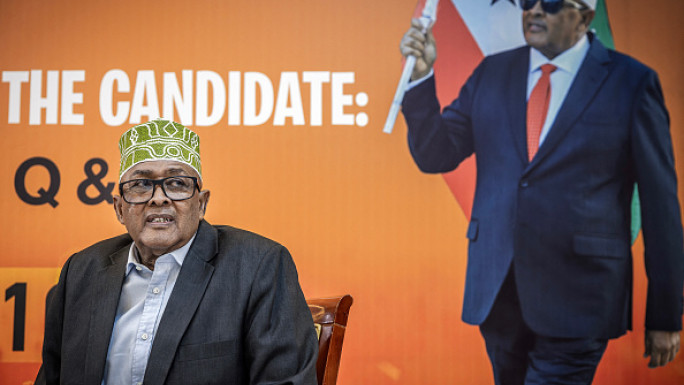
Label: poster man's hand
xmin=644 ymin=330 xmax=680 ymax=368
xmin=400 ymin=18 xmax=437 ymax=80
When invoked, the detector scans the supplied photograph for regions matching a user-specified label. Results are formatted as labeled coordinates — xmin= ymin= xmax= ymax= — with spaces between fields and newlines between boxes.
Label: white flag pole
xmin=383 ymin=0 xmax=440 ymax=134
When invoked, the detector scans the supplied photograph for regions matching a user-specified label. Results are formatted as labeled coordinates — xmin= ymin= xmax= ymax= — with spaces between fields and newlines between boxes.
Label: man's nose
xmin=530 ymin=1 xmax=545 ymax=14
xmin=148 ymin=183 xmax=170 ymax=205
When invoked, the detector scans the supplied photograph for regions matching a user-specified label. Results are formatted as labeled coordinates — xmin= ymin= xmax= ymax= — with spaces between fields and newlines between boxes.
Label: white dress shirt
xmin=528 ymin=34 xmax=590 ymax=146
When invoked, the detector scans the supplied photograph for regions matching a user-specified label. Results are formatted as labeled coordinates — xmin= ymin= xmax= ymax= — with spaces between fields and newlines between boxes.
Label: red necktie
xmin=527 ymin=64 xmax=557 ymax=161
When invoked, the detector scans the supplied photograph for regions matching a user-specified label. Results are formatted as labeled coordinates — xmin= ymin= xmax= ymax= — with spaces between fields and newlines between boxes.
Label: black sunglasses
xmin=521 ymin=0 xmax=587 ymax=14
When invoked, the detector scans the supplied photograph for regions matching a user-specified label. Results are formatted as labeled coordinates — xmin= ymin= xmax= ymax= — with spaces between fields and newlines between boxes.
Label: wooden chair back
xmin=307 ymin=295 xmax=353 ymax=385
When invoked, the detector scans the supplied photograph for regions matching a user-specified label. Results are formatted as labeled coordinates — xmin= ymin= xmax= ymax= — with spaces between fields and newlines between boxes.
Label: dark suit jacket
xmin=36 ymin=220 xmax=318 ymax=384
xmin=402 ymin=34 xmax=684 ymax=339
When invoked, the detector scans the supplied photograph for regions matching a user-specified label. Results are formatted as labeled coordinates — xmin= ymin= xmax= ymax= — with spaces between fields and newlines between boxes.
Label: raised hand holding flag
xmin=383 ymin=0 xmax=439 ymax=134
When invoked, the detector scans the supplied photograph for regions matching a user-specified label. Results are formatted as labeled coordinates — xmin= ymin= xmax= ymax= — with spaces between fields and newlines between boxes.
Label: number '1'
xmin=5 ymin=283 xmax=26 ymax=351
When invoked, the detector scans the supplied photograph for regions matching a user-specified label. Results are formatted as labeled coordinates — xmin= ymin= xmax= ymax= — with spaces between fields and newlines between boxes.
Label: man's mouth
xmin=147 ymin=215 xmax=174 ymax=224
xmin=527 ymin=21 xmax=546 ymax=33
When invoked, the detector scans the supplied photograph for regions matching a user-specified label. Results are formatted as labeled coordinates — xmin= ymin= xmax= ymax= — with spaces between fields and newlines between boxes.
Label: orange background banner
xmin=0 ymin=0 xmax=682 ymax=384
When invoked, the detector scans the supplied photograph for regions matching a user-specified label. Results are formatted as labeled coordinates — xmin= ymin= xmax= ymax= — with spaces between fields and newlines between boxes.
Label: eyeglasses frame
xmin=521 ymin=0 xmax=589 ymax=14
xmin=119 ymin=176 xmax=200 ymax=204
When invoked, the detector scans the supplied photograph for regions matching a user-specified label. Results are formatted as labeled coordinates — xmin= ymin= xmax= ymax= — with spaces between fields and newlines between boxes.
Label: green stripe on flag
xmin=590 ymin=0 xmax=615 ymax=49
xmin=630 ymin=188 xmax=641 ymax=244
xmin=590 ymin=0 xmax=641 ymax=244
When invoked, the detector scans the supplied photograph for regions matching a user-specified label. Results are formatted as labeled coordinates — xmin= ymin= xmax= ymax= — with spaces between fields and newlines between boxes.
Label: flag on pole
xmin=426 ymin=0 xmax=526 ymax=219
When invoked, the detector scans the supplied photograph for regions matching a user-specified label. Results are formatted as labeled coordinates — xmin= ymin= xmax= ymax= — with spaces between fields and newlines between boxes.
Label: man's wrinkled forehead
xmin=122 ymin=160 xmax=200 ymax=181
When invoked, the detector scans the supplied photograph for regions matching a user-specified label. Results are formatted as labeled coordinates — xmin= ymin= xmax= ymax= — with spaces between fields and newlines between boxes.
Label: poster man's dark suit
xmin=402 ymin=34 xmax=684 ymax=340
xmin=37 ymin=220 xmax=318 ymax=385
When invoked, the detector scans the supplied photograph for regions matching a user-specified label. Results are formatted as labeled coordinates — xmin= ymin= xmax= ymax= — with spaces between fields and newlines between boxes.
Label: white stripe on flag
xmin=451 ymin=0 xmax=525 ymax=56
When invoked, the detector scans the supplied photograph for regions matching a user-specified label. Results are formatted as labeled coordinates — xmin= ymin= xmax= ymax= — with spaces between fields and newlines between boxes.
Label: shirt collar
xmin=529 ymin=33 xmax=590 ymax=74
xmin=125 ymin=232 xmax=197 ymax=276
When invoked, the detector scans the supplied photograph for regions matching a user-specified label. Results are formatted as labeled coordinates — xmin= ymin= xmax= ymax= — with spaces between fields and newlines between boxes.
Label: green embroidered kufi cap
xmin=119 ymin=119 xmax=201 ymax=181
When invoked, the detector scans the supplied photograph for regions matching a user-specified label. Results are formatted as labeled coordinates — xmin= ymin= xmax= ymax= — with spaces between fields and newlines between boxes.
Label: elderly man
xmin=400 ymin=0 xmax=683 ymax=383
xmin=36 ymin=119 xmax=318 ymax=385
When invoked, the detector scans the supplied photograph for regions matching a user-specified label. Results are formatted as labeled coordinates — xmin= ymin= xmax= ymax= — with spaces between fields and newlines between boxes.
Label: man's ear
xmin=580 ymin=9 xmax=595 ymax=31
xmin=112 ymin=195 xmax=125 ymax=224
xmin=198 ymin=190 xmax=210 ymax=220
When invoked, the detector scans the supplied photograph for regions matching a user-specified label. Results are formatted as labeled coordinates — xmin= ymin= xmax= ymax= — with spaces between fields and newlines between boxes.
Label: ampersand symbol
xmin=77 ymin=158 xmax=115 ymax=205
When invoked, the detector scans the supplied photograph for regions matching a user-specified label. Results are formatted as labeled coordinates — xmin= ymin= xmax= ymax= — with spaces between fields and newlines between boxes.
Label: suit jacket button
xmin=520 ymin=180 xmax=529 ymax=188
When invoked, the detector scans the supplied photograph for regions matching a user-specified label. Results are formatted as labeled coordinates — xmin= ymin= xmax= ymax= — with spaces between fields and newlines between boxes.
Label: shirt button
xmin=152 ymin=287 xmax=160 ymax=294
xmin=135 ymin=266 xmax=142 ymax=271
xmin=141 ymin=333 xmax=149 ymax=340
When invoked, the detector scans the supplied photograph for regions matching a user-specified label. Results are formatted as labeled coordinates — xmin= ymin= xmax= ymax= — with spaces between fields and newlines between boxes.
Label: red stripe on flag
xmin=432 ymin=1 xmax=484 ymax=219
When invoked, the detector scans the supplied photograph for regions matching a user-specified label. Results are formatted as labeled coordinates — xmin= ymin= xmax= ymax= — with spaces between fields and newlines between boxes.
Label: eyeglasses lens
xmin=121 ymin=177 xmax=197 ymax=203
xmin=163 ymin=178 xmax=195 ymax=198
xmin=520 ymin=0 xmax=565 ymax=14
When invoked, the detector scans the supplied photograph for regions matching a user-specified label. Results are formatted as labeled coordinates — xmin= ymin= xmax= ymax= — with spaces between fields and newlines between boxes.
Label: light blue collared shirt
xmin=103 ymin=234 xmax=195 ymax=385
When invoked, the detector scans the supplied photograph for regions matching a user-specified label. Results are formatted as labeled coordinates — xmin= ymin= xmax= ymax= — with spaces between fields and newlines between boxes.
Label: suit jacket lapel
xmin=84 ymin=244 xmax=129 ymax=384
xmin=506 ymin=47 xmax=531 ymax=164
xmin=525 ymin=36 xmax=612 ymax=173
xmin=143 ymin=221 xmax=218 ymax=385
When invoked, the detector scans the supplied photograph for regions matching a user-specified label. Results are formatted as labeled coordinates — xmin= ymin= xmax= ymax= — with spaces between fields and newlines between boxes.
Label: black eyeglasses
xmin=521 ymin=0 xmax=587 ymax=14
xmin=119 ymin=176 xmax=200 ymax=204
